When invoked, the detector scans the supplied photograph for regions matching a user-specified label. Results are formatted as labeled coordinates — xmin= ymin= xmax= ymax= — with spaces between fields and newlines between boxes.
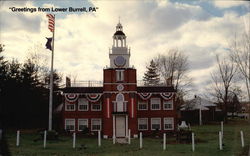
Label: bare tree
xmin=229 ymin=32 xmax=250 ymax=101
xmin=211 ymin=55 xmax=237 ymax=123
xmin=155 ymin=49 xmax=191 ymax=95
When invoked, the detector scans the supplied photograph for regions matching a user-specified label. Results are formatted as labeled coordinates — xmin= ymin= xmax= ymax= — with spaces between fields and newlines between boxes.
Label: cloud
xmin=213 ymin=1 xmax=248 ymax=8
xmin=0 ymin=0 xmax=249 ymax=97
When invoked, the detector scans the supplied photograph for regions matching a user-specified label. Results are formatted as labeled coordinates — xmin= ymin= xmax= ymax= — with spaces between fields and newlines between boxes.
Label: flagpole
xmin=48 ymin=14 xmax=55 ymax=131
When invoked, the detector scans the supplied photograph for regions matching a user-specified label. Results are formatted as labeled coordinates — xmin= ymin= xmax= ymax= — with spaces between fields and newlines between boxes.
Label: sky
xmin=0 ymin=0 xmax=249 ymax=99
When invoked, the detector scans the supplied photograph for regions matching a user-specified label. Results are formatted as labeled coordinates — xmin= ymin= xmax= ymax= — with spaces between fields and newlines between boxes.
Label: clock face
xmin=114 ymin=56 xmax=126 ymax=67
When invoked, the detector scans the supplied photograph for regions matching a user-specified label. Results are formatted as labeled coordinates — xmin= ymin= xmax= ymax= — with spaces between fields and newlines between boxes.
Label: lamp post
xmin=199 ymin=96 xmax=202 ymax=126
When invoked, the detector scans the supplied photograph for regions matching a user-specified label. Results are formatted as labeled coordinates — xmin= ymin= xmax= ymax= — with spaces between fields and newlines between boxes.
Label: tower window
xmin=116 ymin=70 xmax=124 ymax=82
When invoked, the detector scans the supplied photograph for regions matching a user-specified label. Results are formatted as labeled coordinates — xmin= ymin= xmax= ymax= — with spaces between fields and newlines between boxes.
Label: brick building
xmin=62 ymin=22 xmax=177 ymax=139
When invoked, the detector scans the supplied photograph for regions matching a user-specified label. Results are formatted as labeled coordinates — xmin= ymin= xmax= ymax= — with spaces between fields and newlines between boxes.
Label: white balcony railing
xmin=113 ymin=101 xmax=128 ymax=112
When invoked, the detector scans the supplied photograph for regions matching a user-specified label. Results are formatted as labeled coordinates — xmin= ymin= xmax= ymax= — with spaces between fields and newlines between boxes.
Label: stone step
xmin=116 ymin=138 xmax=128 ymax=144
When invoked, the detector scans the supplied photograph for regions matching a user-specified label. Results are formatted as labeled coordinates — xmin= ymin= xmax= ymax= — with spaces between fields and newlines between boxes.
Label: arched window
xmin=116 ymin=93 xmax=124 ymax=102
xmin=116 ymin=93 xmax=124 ymax=112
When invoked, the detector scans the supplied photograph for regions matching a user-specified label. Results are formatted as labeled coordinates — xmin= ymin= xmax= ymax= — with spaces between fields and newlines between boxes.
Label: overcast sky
xmin=0 ymin=0 xmax=249 ymax=98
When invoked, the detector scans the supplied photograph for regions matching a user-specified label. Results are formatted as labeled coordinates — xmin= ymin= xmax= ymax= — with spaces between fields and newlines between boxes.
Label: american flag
xmin=46 ymin=14 xmax=55 ymax=32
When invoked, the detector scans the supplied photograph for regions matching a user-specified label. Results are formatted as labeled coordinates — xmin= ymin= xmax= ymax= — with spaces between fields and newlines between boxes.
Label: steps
xmin=116 ymin=138 xmax=128 ymax=144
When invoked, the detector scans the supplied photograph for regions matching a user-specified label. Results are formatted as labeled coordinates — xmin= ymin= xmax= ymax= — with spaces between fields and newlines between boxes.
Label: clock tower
xmin=102 ymin=22 xmax=137 ymax=139
xmin=109 ymin=22 xmax=130 ymax=68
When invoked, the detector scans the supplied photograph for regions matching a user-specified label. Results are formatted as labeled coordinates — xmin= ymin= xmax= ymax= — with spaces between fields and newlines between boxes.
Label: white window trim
xmin=116 ymin=70 xmax=124 ymax=82
xmin=151 ymin=118 xmax=161 ymax=130
xmin=65 ymin=118 xmax=75 ymax=131
xmin=91 ymin=118 xmax=102 ymax=131
xmin=164 ymin=117 xmax=174 ymax=130
xmin=138 ymin=118 xmax=148 ymax=130
xmin=78 ymin=98 xmax=89 ymax=111
xmin=163 ymin=99 xmax=173 ymax=110
xmin=138 ymin=101 xmax=148 ymax=110
xmin=150 ymin=98 xmax=161 ymax=110
xmin=91 ymin=102 xmax=102 ymax=111
xmin=78 ymin=119 xmax=88 ymax=131
xmin=65 ymin=101 xmax=76 ymax=111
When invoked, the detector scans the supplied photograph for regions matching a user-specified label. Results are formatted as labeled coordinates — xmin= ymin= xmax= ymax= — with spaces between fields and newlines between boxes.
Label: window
xmin=65 ymin=101 xmax=75 ymax=111
xmin=78 ymin=119 xmax=88 ymax=131
xmin=138 ymin=101 xmax=148 ymax=110
xmin=116 ymin=70 xmax=124 ymax=81
xmin=138 ymin=118 xmax=148 ymax=130
xmin=116 ymin=93 xmax=125 ymax=112
xmin=65 ymin=119 xmax=75 ymax=131
xmin=164 ymin=118 xmax=174 ymax=130
xmin=91 ymin=102 xmax=102 ymax=111
xmin=151 ymin=118 xmax=161 ymax=130
xmin=151 ymin=98 xmax=161 ymax=110
xmin=91 ymin=119 xmax=102 ymax=131
xmin=163 ymin=100 xmax=173 ymax=110
xmin=78 ymin=98 xmax=88 ymax=111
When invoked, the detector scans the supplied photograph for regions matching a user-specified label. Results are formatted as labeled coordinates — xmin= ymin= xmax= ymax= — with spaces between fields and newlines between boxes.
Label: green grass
xmin=6 ymin=119 xmax=250 ymax=156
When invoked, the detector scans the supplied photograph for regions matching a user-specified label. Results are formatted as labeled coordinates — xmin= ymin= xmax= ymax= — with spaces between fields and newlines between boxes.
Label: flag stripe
xmin=46 ymin=14 xmax=55 ymax=32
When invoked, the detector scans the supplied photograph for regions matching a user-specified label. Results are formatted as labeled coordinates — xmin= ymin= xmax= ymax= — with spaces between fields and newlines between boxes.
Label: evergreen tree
xmin=143 ymin=60 xmax=160 ymax=86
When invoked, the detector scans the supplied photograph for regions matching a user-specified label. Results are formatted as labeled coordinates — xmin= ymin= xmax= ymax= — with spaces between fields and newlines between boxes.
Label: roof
xmin=114 ymin=31 xmax=125 ymax=36
xmin=63 ymin=87 xmax=103 ymax=93
xmin=137 ymin=86 xmax=175 ymax=93
xmin=181 ymin=96 xmax=216 ymax=111
xmin=62 ymin=86 xmax=175 ymax=93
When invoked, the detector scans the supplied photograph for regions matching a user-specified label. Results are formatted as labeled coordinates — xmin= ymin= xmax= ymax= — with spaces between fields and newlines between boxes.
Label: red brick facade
xmin=62 ymin=23 xmax=177 ymax=138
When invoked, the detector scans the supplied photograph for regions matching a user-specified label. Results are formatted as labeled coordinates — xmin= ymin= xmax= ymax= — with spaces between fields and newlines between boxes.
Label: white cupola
xmin=109 ymin=22 xmax=130 ymax=68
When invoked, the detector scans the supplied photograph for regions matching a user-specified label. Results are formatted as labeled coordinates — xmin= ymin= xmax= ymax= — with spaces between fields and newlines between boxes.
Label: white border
xmin=151 ymin=118 xmax=161 ymax=130
xmin=150 ymin=98 xmax=161 ymax=110
xmin=91 ymin=118 xmax=102 ymax=131
xmin=78 ymin=98 xmax=89 ymax=111
xmin=78 ymin=118 xmax=88 ymax=131
xmin=163 ymin=99 xmax=173 ymax=110
xmin=65 ymin=118 xmax=75 ymax=131
xmin=65 ymin=101 xmax=76 ymax=111
xmin=138 ymin=118 xmax=148 ymax=130
xmin=116 ymin=70 xmax=124 ymax=82
xmin=163 ymin=117 xmax=174 ymax=130
xmin=91 ymin=102 xmax=102 ymax=111
xmin=138 ymin=101 xmax=148 ymax=110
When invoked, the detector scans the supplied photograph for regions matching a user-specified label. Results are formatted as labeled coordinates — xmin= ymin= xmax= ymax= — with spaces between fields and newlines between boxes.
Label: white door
xmin=116 ymin=116 xmax=125 ymax=137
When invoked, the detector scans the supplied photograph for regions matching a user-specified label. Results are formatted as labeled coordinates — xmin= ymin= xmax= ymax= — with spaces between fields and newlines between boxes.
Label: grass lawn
xmin=6 ymin=119 xmax=250 ymax=156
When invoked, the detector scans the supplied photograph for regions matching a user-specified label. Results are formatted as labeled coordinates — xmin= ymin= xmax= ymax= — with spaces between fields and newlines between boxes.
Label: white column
xmin=192 ymin=132 xmax=195 ymax=152
xmin=113 ymin=116 xmax=115 ymax=138
xmin=98 ymin=130 xmax=101 ymax=147
xmin=113 ymin=38 xmax=115 ymax=46
xmin=116 ymin=37 xmax=118 ymax=47
xmin=43 ymin=130 xmax=47 ymax=148
xmin=113 ymin=131 xmax=116 ymax=144
xmin=163 ymin=133 xmax=166 ymax=150
xmin=124 ymin=38 xmax=126 ymax=47
xmin=128 ymin=129 xmax=131 ymax=144
xmin=219 ymin=131 xmax=222 ymax=150
xmin=221 ymin=121 xmax=223 ymax=139
xmin=126 ymin=115 xmax=128 ymax=137
xmin=139 ymin=132 xmax=142 ymax=149
xmin=240 ymin=130 xmax=245 ymax=147
xmin=16 ymin=130 xmax=20 ymax=147
xmin=73 ymin=132 xmax=76 ymax=148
